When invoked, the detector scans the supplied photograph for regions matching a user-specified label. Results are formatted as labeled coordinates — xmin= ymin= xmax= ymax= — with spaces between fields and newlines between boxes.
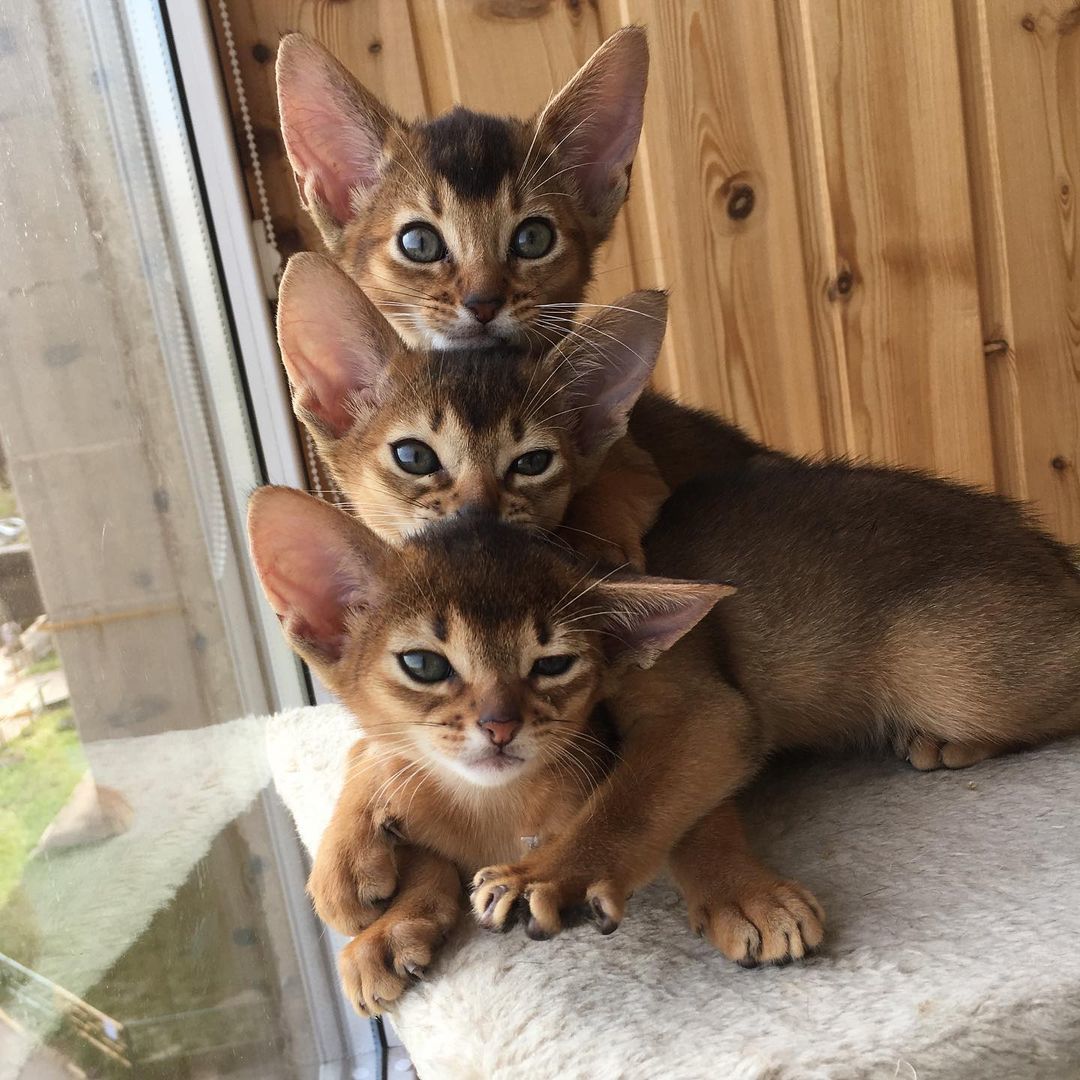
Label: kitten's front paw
xmin=688 ymin=877 xmax=825 ymax=967
xmin=338 ymin=914 xmax=446 ymax=1017
xmin=308 ymin=825 xmax=398 ymax=936
xmin=471 ymin=859 xmax=628 ymax=939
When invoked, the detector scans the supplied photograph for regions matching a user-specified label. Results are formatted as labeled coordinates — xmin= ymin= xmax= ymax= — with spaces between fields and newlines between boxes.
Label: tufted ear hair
xmin=595 ymin=576 xmax=735 ymax=670
xmin=556 ymin=290 xmax=668 ymax=459
xmin=534 ymin=26 xmax=649 ymax=233
xmin=277 ymin=253 xmax=404 ymax=439
xmin=247 ymin=486 xmax=392 ymax=668
xmin=276 ymin=33 xmax=403 ymax=246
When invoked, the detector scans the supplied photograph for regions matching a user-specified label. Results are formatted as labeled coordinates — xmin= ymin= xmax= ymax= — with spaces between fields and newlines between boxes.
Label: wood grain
xmin=956 ymin=0 xmax=1079 ymax=540
xmin=800 ymin=0 xmax=994 ymax=485
xmin=602 ymin=0 xmax=829 ymax=454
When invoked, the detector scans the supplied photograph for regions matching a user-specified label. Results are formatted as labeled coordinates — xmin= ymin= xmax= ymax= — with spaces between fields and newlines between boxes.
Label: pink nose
xmin=479 ymin=715 xmax=521 ymax=747
xmin=463 ymin=295 xmax=504 ymax=325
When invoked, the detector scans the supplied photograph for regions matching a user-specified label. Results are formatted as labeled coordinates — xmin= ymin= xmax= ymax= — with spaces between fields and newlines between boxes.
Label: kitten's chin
xmin=422 ymin=323 xmax=530 ymax=351
xmin=440 ymin=750 xmax=529 ymax=789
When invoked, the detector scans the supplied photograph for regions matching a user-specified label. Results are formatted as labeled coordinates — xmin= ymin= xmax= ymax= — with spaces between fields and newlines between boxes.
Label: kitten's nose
xmin=463 ymin=294 xmax=505 ymax=325
xmin=478 ymin=712 xmax=521 ymax=748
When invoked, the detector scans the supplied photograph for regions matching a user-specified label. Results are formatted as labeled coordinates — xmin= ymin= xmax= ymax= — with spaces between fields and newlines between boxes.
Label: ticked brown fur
xmin=248 ymin=487 xmax=727 ymax=1013
xmin=276 ymin=253 xmax=669 ymax=568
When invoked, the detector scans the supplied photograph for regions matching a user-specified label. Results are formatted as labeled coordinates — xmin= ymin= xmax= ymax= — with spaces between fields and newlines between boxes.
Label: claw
xmin=526 ymin=916 xmax=554 ymax=941
xmin=590 ymin=895 xmax=620 ymax=935
xmin=481 ymin=884 xmax=507 ymax=925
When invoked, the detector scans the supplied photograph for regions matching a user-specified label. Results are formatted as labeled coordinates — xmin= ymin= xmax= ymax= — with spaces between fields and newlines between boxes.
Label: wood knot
xmin=983 ymin=338 xmax=1010 ymax=357
xmin=251 ymin=42 xmax=271 ymax=64
xmin=1051 ymin=455 xmax=1070 ymax=472
xmin=827 ymin=263 xmax=856 ymax=301
xmin=1021 ymin=14 xmax=1036 ymax=31
xmin=726 ymin=184 xmax=755 ymax=221
xmin=368 ymin=39 xmax=383 ymax=55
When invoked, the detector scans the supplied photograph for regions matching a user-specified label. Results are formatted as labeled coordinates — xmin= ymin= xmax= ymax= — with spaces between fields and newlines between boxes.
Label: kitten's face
xmin=326 ymin=349 xmax=578 ymax=539
xmin=276 ymin=29 xmax=648 ymax=349
xmin=248 ymin=490 xmax=727 ymax=792
xmin=277 ymin=254 xmax=667 ymax=544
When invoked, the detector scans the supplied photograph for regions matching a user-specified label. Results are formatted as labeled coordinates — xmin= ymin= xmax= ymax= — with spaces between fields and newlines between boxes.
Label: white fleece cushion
xmin=266 ymin=705 xmax=1080 ymax=1080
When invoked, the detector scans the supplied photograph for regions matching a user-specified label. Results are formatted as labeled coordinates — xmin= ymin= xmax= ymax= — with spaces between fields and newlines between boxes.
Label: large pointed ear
xmin=595 ymin=577 xmax=735 ymax=670
xmin=534 ymin=26 xmax=648 ymax=230
xmin=276 ymin=33 xmax=402 ymax=245
xmin=247 ymin=486 xmax=391 ymax=668
xmin=277 ymin=253 xmax=403 ymax=438
xmin=559 ymin=290 xmax=667 ymax=458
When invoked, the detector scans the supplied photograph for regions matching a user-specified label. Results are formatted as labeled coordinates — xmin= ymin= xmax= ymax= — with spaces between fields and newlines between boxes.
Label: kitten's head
xmin=277 ymin=253 xmax=666 ymax=543
xmin=276 ymin=28 xmax=648 ymax=350
xmin=248 ymin=487 xmax=729 ymax=789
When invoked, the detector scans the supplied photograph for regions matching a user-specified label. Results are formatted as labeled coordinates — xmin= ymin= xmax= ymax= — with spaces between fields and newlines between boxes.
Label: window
xmin=0 ymin=3 xmax=386 ymax=1076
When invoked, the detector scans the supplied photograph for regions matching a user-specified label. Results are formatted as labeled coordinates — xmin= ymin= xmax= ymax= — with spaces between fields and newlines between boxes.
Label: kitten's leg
xmin=339 ymin=845 xmax=462 ymax=1017
xmin=308 ymin=739 xmax=405 ymax=936
xmin=472 ymin=673 xmax=764 ymax=938
xmin=670 ymin=799 xmax=824 ymax=966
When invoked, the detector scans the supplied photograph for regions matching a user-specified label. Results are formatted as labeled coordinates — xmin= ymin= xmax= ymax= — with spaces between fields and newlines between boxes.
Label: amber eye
xmin=399 ymin=223 xmax=446 ymax=263
xmin=511 ymin=218 xmax=555 ymax=259
xmin=509 ymin=449 xmax=553 ymax=477
xmin=530 ymin=655 xmax=575 ymax=678
xmin=392 ymin=439 xmax=440 ymax=476
xmin=399 ymin=650 xmax=453 ymax=683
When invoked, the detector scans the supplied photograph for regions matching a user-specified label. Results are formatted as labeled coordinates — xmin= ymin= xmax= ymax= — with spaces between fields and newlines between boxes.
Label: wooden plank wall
xmin=210 ymin=0 xmax=1080 ymax=544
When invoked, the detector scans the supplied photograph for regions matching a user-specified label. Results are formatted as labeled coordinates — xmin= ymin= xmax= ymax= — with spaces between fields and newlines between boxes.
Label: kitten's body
xmin=646 ymin=459 xmax=1080 ymax=759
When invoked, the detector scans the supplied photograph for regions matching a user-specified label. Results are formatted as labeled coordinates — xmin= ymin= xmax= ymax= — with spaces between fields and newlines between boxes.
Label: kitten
xmin=471 ymin=453 xmax=1080 ymax=963
xmin=276 ymin=253 xmax=670 ymax=565
xmin=247 ymin=485 xmax=728 ymax=1014
xmin=276 ymin=28 xmax=647 ymax=350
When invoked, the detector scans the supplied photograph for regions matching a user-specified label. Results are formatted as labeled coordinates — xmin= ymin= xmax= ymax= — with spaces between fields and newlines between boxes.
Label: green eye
xmin=510 ymin=449 xmax=553 ymax=477
xmin=530 ymin=655 xmax=575 ymax=678
xmin=399 ymin=650 xmax=453 ymax=683
xmin=392 ymin=439 xmax=440 ymax=476
xmin=399 ymin=223 xmax=446 ymax=263
xmin=511 ymin=218 xmax=555 ymax=259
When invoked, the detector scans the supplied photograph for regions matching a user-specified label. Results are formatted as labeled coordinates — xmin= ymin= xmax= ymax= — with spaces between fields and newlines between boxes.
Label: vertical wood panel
xmin=954 ymin=0 xmax=1029 ymax=501
xmin=802 ymin=0 xmax=994 ymax=484
xmin=956 ymin=0 xmax=1080 ymax=541
xmin=406 ymin=0 xmax=638 ymax=301
xmin=602 ymin=0 xmax=829 ymax=455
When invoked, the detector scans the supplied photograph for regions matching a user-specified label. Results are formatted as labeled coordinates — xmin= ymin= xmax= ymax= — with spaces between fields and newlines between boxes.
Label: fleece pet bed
xmin=266 ymin=705 xmax=1080 ymax=1080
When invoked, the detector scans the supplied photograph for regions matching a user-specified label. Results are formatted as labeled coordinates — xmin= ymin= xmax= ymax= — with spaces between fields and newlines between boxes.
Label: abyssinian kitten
xmin=276 ymin=252 xmax=670 ymax=563
xmin=247 ymin=486 xmax=728 ymax=1015
xmin=280 ymin=251 xmax=1080 ymax=971
xmin=275 ymin=26 xmax=673 ymax=567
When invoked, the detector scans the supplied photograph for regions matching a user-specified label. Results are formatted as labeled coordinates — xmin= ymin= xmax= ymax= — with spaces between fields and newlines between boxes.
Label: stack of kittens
xmin=247 ymin=27 xmax=1080 ymax=1017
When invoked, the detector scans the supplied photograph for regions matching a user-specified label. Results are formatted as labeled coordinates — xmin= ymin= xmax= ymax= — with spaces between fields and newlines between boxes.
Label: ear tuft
xmin=534 ymin=26 xmax=649 ymax=230
xmin=247 ymin=486 xmax=390 ymax=667
xmin=277 ymin=253 xmax=402 ymax=439
xmin=276 ymin=34 xmax=401 ymax=242
xmin=595 ymin=577 xmax=734 ymax=670
xmin=557 ymin=290 xmax=668 ymax=458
